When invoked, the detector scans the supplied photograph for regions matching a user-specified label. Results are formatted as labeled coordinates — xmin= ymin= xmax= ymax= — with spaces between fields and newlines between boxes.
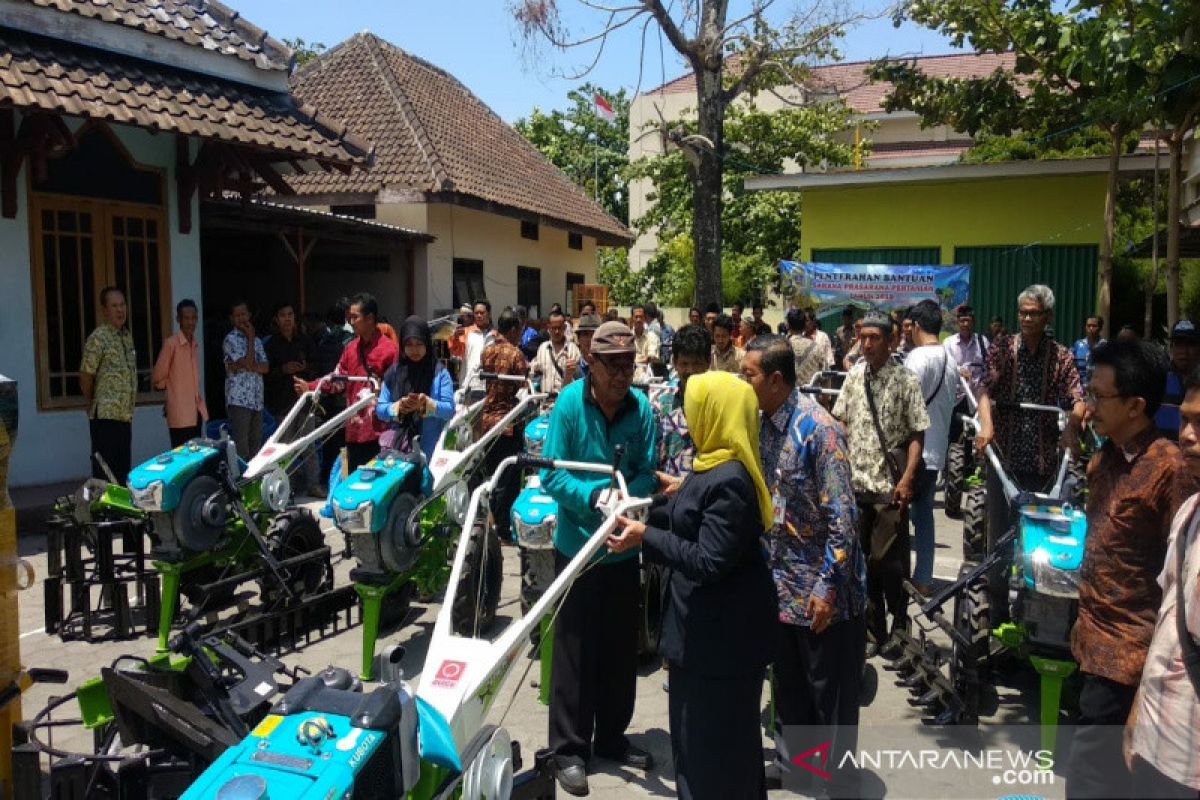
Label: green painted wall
xmin=800 ymin=174 xmax=1108 ymax=265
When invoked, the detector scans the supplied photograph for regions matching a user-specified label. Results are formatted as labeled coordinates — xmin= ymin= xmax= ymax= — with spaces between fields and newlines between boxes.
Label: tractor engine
xmin=332 ymin=453 xmax=427 ymax=582
xmin=181 ymin=675 xmax=420 ymax=800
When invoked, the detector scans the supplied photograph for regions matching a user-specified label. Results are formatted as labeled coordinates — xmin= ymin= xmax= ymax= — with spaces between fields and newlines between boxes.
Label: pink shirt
xmin=153 ymin=331 xmax=208 ymax=429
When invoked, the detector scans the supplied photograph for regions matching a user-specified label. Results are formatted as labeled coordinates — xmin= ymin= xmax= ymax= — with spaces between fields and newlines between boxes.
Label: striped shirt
xmin=1131 ymin=494 xmax=1200 ymax=790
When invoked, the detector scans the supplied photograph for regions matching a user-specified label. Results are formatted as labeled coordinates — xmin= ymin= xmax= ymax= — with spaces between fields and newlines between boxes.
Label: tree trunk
xmin=692 ymin=67 xmax=725 ymax=308
xmin=1145 ymin=137 xmax=1160 ymax=339
xmin=1166 ymin=131 xmax=1183 ymax=329
xmin=1097 ymin=126 xmax=1121 ymax=340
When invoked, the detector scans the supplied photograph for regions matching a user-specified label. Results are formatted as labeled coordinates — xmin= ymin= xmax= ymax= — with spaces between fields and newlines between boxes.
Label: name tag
xmin=771 ymin=489 xmax=786 ymax=529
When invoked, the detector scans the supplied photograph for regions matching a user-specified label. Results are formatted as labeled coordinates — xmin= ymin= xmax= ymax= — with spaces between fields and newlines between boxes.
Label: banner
xmin=779 ymin=261 xmax=971 ymax=319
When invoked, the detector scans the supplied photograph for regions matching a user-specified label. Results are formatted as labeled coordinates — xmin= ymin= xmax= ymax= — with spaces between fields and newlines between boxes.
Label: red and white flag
xmin=593 ymin=93 xmax=615 ymax=122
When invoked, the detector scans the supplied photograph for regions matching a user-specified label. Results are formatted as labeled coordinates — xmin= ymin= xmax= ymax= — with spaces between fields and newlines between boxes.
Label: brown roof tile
xmin=0 ymin=27 xmax=370 ymax=165
xmin=289 ymin=32 xmax=631 ymax=245
xmin=645 ymin=51 xmax=1018 ymax=116
xmin=22 ymin=0 xmax=294 ymax=71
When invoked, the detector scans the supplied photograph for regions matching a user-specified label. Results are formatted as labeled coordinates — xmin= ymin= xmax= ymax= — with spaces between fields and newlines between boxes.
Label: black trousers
xmin=485 ymin=430 xmax=523 ymax=541
xmin=1132 ymin=758 xmax=1200 ymax=799
xmin=670 ymin=663 xmax=766 ymax=800
xmin=549 ymin=551 xmax=639 ymax=762
xmin=1066 ymin=673 xmax=1137 ymax=799
xmin=774 ymin=617 xmax=866 ymax=799
xmin=856 ymin=499 xmax=910 ymax=646
xmin=89 ymin=418 xmax=131 ymax=484
xmin=168 ymin=414 xmax=203 ymax=448
xmin=344 ymin=441 xmax=379 ymax=473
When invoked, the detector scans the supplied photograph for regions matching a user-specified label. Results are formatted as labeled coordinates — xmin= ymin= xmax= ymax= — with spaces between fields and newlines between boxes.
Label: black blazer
xmin=643 ymin=460 xmax=778 ymax=678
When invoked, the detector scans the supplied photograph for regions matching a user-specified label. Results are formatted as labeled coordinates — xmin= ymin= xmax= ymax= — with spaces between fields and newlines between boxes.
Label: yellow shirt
xmin=80 ymin=324 xmax=136 ymax=422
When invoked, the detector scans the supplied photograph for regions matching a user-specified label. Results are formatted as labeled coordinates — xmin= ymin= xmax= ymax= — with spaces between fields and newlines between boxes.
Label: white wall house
xmin=285 ymin=32 xmax=631 ymax=317
xmin=627 ymin=52 xmax=1017 ymax=271
xmin=0 ymin=0 xmax=369 ymax=488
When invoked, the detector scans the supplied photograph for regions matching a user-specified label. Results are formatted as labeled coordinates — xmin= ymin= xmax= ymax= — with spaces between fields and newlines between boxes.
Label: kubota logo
xmin=791 ymin=741 xmax=832 ymax=780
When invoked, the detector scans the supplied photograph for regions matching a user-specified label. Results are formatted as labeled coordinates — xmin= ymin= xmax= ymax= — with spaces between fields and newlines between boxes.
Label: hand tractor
xmin=331 ymin=372 xmax=546 ymax=679
xmin=124 ymin=374 xmax=377 ymax=653
xmin=179 ymin=452 xmax=650 ymax=799
xmin=891 ymin=401 xmax=1087 ymax=758
xmin=16 ymin=622 xmax=310 ymax=798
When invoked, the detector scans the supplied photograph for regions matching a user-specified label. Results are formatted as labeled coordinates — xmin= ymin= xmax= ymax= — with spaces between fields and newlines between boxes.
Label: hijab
xmin=383 ymin=316 xmax=436 ymax=438
xmin=683 ymin=370 xmax=773 ymax=530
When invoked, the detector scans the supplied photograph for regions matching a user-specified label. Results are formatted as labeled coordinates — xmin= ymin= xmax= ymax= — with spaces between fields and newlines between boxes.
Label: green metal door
xmin=953 ymin=245 xmax=1097 ymax=344
xmin=807 ymin=247 xmax=942 ymax=338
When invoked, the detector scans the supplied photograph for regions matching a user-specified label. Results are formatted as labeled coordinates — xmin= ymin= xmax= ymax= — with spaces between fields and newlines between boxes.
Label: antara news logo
xmin=791 ymin=741 xmax=1057 ymax=789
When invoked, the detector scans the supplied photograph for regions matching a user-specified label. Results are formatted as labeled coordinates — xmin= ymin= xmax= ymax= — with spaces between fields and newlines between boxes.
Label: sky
xmin=232 ymin=1 xmax=960 ymax=123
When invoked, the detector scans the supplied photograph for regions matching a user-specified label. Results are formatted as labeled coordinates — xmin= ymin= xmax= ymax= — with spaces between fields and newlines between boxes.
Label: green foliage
xmin=284 ymin=37 xmax=326 ymax=68
xmin=627 ymin=100 xmax=859 ymax=305
xmin=513 ymin=84 xmax=630 ymax=223
xmin=959 ymin=127 xmax=1128 ymax=164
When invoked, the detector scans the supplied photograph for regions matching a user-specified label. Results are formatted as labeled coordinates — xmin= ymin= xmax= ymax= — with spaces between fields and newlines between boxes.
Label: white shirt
xmin=463 ymin=328 xmax=495 ymax=391
xmin=531 ymin=338 xmax=581 ymax=395
xmin=943 ymin=331 xmax=990 ymax=399
xmin=904 ymin=343 xmax=958 ymax=471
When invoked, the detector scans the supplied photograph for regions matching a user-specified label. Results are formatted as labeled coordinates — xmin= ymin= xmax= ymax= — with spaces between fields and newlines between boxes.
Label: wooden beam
xmin=0 ymin=111 xmax=18 ymax=219
xmin=175 ymin=134 xmax=194 ymax=234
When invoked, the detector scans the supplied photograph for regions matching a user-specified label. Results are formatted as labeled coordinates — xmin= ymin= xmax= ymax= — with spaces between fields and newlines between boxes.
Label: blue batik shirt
xmin=759 ymin=388 xmax=865 ymax=627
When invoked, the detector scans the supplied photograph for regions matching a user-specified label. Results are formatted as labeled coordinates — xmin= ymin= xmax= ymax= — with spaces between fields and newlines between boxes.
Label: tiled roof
xmin=21 ymin=0 xmax=293 ymax=71
xmin=0 ymin=27 xmax=370 ymax=165
xmin=289 ymin=32 xmax=631 ymax=245
xmin=645 ymin=51 xmax=1018 ymax=116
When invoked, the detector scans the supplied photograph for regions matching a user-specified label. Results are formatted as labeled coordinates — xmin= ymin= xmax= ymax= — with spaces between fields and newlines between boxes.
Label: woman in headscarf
xmin=376 ymin=316 xmax=455 ymax=461
xmin=608 ymin=370 xmax=777 ymax=800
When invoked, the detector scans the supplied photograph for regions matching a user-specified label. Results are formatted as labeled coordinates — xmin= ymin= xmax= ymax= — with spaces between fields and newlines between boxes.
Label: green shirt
xmin=540 ymin=377 xmax=658 ymax=563
xmin=81 ymin=324 xmax=137 ymax=422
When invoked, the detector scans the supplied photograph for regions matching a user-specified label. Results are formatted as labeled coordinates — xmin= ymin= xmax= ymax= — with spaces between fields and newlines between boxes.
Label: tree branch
xmin=641 ymin=0 xmax=698 ymax=66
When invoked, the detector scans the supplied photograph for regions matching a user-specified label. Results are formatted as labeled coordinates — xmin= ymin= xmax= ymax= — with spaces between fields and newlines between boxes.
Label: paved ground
xmin=14 ymin=492 xmax=1066 ymax=799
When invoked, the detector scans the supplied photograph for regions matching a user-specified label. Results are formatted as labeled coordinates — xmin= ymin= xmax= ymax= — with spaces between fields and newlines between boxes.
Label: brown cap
xmin=590 ymin=321 xmax=636 ymax=354
xmin=575 ymin=314 xmax=603 ymax=333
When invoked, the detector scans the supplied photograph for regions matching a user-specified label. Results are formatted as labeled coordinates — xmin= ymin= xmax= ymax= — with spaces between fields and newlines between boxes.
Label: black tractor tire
xmin=943 ymin=440 xmax=968 ymax=519
xmin=637 ymin=561 xmax=665 ymax=660
xmin=179 ymin=563 xmax=238 ymax=609
xmin=452 ymin=520 xmax=503 ymax=637
xmin=962 ymin=484 xmax=986 ymax=562
xmin=173 ymin=474 xmax=226 ymax=552
xmin=518 ymin=548 xmax=556 ymax=617
xmin=261 ymin=509 xmax=330 ymax=603
xmin=950 ymin=562 xmax=995 ymax=719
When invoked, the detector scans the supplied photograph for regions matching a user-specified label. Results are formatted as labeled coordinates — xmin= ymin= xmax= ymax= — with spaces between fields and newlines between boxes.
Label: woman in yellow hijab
xmin=609 ymin=370 xmax=778 ymax=800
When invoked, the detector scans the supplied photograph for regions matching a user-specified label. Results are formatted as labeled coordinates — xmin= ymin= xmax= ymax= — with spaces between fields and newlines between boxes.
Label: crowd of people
xmin=76 ymin=282 xmax=1200 ymax=800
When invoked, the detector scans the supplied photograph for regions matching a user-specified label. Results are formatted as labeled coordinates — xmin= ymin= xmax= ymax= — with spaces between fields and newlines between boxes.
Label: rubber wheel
xmin=943 ymin=439 xmax=967 ymax=519
xmin=452 ymin=520 xmax=503 ymax=636
xmin=637 ymin=561 xmax=665 ymax=660
xmin=173 ymin=474 xmax=225 ymax=552
xmin=518 ymin=548 xmax=556 ymax=617
xmin=962 ymin=484 xmax=986 ymax=562
xmin=950 ymin=561 xmax=994 ymax=719
xmin=381 ymin=491 xmax=421 ymax=574
xmin=262 ymin=510 xmax=330 ymax=603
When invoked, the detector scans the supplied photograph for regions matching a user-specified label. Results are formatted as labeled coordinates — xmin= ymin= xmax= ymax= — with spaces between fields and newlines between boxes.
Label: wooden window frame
xmin=30 ymin=191 xmax=172 ymax=412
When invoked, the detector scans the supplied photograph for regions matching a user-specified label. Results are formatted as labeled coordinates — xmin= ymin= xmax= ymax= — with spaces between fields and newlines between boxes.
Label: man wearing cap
xmin=573 ymin=314 xmax=601 ymax=381
xmin=539 ymin=320 xmax=659 ymax=796
xmin=1157 ymin=321 xmax=1200 ymax=440
xmin=833 ymin=311 xmax=929 ymax=658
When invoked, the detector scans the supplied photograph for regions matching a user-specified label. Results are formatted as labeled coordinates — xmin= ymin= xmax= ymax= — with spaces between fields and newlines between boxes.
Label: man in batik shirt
xmin=743 ymin=337 xmax=866 ymax=798
xmin=656 ymin=325 xmax=710 ymax=480
xmin=975 ymin=284 xmax=1086 ymax=552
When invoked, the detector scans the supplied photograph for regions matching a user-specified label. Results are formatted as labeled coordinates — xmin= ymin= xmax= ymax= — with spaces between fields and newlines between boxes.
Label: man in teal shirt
xmin=539 ymin=321 xmax=658 ymax=796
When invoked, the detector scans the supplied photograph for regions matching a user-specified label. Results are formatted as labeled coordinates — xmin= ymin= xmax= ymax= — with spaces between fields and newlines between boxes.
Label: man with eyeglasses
xmin=539 ymin=320 xmax=659 ymax=796
xmin=974 ymin=285 xmax=1086 ymax=547
xmin=1065 ymin=341 xmax=1196 ymax=798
